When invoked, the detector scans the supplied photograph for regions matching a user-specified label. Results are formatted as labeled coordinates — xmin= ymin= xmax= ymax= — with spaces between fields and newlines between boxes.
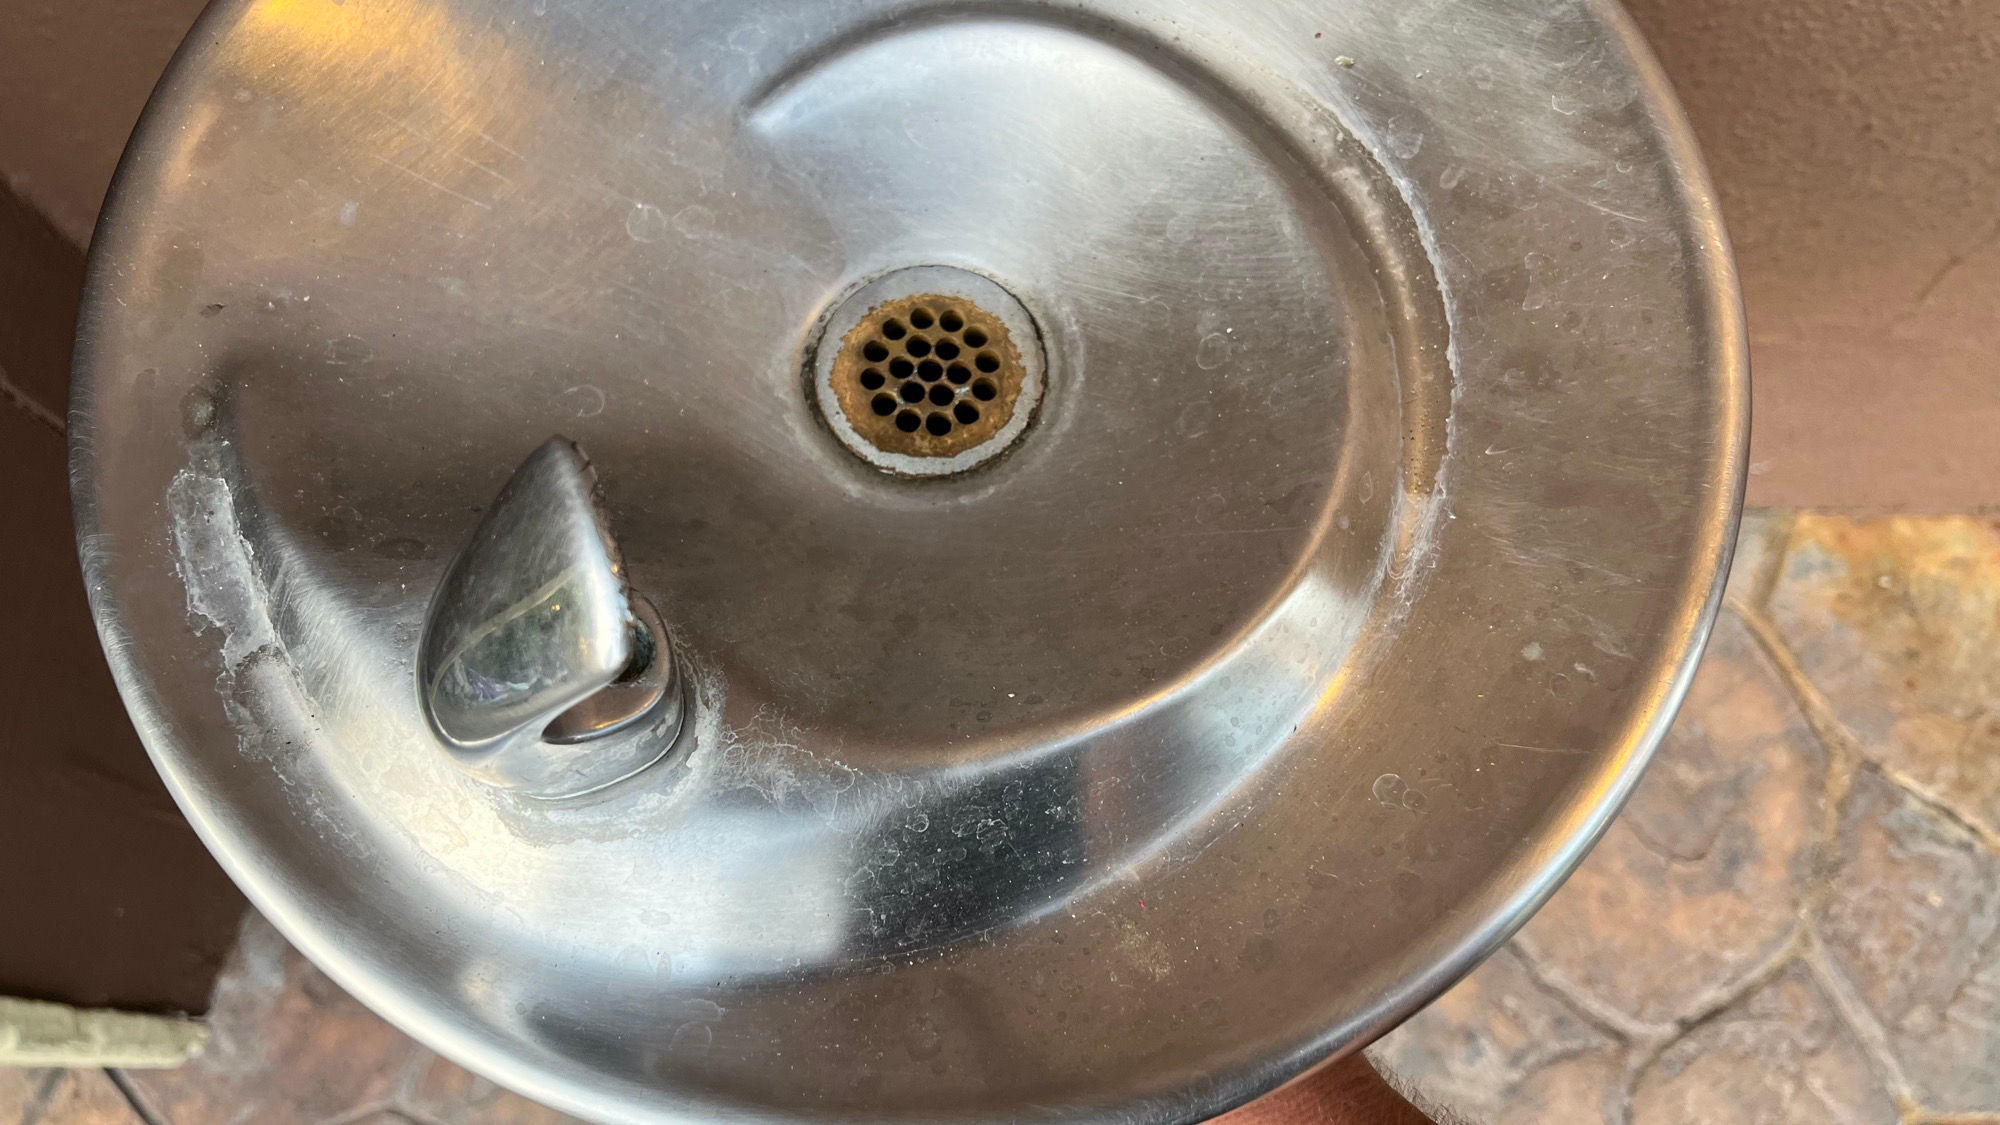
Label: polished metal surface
xmin=419 ymin=437 xmax=684 ymax=798
xmin=69 ymin=0 xmax=1745 ymax=1122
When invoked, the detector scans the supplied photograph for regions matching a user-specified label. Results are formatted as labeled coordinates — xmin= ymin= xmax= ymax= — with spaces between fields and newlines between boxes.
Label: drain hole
xmin=827 ymin=288 xmax=1031 ymax=464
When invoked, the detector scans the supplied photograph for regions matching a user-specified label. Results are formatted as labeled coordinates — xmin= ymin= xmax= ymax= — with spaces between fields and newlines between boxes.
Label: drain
xmin=813 ymin=266 xmax=1044 ymax=477
xmin=835 ymin=295 xmax=1020 ymax=453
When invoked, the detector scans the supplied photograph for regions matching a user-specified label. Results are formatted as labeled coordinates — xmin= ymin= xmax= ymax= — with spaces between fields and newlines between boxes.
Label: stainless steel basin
xmin=69 ymin=0 xmax=1745 ymax=1121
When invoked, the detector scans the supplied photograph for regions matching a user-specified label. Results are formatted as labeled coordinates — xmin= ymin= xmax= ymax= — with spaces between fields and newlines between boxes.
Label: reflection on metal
xmin=419 ymin=438 xmax=683 ymax=798
xmin=70 ymin=0 xmax=1747 ymax=1122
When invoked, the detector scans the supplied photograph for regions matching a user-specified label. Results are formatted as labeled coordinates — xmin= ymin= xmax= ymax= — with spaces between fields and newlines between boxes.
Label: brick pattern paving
xmin=1372 ymin=512 xmax=2000 ymax=1124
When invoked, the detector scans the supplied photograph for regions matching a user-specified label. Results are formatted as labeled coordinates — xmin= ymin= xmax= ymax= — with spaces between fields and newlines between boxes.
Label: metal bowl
xmin=70 ymin=0 xmax=1745 ymax=1121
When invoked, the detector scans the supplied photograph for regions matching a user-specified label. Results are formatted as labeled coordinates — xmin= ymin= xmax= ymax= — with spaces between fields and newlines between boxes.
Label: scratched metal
xmin=68 ymin=0 xmax=1745 ymax=1122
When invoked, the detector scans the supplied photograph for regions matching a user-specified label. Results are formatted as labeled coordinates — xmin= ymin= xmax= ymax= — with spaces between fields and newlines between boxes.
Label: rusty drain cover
xmin=813 ymin=266 xmax=1045 ymax=476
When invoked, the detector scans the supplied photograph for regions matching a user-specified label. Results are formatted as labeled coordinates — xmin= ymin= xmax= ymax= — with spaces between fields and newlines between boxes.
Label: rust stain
xmin=831 ymin=293 xmax=1025 ymax=459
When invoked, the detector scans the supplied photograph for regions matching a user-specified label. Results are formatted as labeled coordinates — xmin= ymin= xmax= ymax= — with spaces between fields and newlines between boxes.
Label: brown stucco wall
xmin=0 ymin=0 xmax=211 ymax=245
xmin=1624 ymin=0 xmax=2000 ymax=512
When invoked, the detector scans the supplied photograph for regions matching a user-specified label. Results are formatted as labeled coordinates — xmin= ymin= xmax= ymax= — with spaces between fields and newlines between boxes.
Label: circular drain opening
xmin=835 ymin=296 xmax=1017 ymax=451
xmin=813 ymin=266 xmax=1045 ymax=477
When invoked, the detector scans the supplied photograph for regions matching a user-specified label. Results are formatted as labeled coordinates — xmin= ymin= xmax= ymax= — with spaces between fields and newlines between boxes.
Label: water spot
xmin=324 ymin=335 xmax=372 ymax=366
xmin=673 ymin=204 xmax=717 ymax=240
xmin=1373 ymin=772 xmax=1427 ymax=812
xmin=1520 ymin=252 xmax=1552 ymax=312
xmin=1385 ymin=121 xmax=1424 ymax=160
xmin=1521 ymin=641 xmax=1545 ymax=662
xmin=1195 ymin=331 xmax=1232 ymax=370
xmin=338 ymin=201 xmax=359 ymax=227
xmin=554 ymin=384 xmax=606 ymax=418
xmin=626 ymin=201 xmax=670 ymax=242
xmin=1175 ymin=400 xmax=1215 ymax=438
xmin=168 ymin=469 xmax=278 ymax=669
xmin=1372 ymin=772 xmax=1406 ymax=805
xmin=1240 ymin=934 xmax=1279 ymax=972
xmin=667 ymin=1022 xmax=713 ymax=1055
